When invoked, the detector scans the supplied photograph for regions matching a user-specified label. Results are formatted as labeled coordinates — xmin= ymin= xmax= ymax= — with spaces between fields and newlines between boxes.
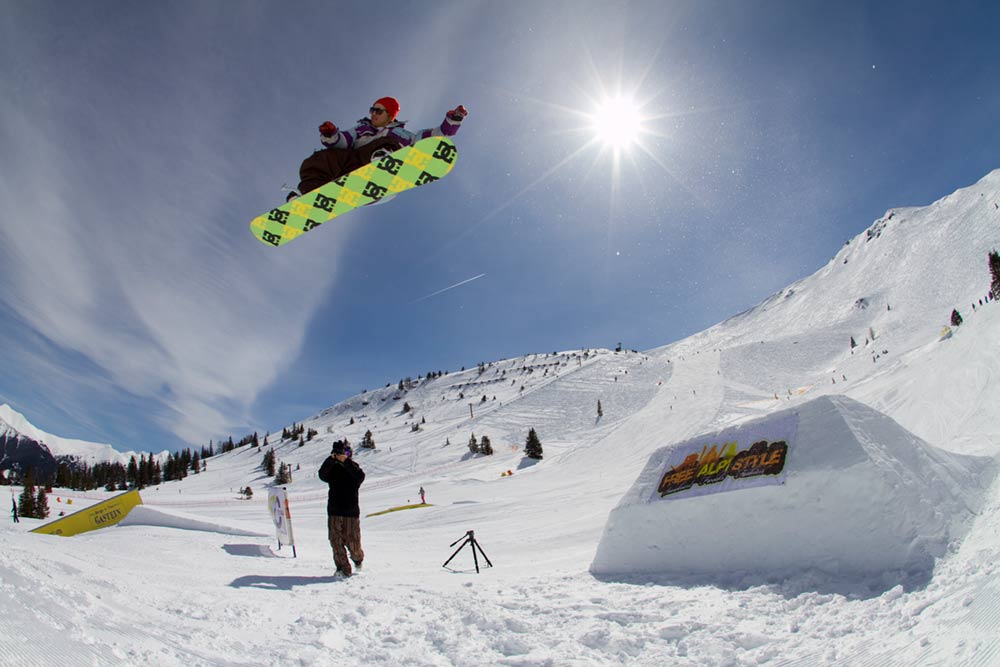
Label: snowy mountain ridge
xmin=0 ymin=403 xmax=156 ymax=467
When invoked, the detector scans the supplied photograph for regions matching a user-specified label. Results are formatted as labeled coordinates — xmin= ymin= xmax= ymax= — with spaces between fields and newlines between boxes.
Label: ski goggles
xmin=370 ymin=106 xmax=388 ymax=115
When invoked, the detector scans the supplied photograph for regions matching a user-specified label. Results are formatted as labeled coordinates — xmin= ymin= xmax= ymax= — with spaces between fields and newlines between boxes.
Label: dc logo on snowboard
xmin=433 ymin=141 xmax=457 ymax=163
xmin=377 ymin=156 xmax=404 ymax=175
xmin=416 ymin=172 xmax=439 ymax=186
xmin=363 ymin=182 xmax=389 ymax=199
xmin=267 ymin=208 xmax=290 ymax=225
xmin=313 ymin=193 xmax=338 ymax=213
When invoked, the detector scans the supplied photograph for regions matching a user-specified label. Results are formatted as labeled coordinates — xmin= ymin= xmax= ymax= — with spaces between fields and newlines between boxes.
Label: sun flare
xmin=590 ymin=96 xmax=643 ymax=150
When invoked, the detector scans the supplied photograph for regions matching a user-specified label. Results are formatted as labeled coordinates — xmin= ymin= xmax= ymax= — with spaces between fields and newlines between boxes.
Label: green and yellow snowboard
xmin=250 ymin=136 xmax=458 ymax=247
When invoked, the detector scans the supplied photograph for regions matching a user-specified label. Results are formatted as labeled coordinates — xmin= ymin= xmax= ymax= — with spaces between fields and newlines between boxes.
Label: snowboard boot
xmin=285 ymin=188 xmax=301 ymax=203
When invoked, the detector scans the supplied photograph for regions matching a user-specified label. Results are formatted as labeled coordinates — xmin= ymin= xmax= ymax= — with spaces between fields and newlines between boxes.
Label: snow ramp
xmin=119 ymin=505 xmax=267 ymax=537
xmin=591 ymin=395 xmax=995 ymax=582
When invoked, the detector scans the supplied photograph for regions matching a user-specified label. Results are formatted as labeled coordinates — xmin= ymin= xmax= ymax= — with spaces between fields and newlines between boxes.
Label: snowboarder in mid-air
xmin=288 ymin=96 xmax=468 ymax=201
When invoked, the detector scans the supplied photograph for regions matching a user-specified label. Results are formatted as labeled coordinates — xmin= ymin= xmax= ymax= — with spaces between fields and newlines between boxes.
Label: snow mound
xmin=591 ymin=395 xmax=995 ymax=582
xmin=118 ymin=505 xmax=268 ymax=537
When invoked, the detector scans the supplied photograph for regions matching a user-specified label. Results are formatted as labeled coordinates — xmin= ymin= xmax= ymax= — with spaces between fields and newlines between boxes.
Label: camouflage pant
xmin=328 ymin=515 xmax=364 ymax=575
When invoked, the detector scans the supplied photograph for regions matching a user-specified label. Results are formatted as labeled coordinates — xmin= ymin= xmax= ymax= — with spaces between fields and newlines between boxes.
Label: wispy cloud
xmin=0 ymin=10 xmax=348 ymax=447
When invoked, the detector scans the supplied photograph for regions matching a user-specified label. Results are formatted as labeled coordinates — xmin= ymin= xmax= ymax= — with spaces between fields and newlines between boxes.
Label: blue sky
xmin=1 ymin=0 xmax=998 ymax=454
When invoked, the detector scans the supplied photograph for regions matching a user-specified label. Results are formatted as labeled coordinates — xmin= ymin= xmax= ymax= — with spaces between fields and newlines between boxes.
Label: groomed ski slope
xmin=1 ymin=171 xmax=999 ymax=666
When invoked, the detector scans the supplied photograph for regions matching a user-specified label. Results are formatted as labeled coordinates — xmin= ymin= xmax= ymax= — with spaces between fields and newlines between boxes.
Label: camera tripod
xmin=442 ymin=530 xmax=493 ymax=573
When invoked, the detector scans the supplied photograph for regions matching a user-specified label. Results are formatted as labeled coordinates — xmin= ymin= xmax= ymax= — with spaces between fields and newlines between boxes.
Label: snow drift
xmin=591 ymin=395 xmax=995 ymax=581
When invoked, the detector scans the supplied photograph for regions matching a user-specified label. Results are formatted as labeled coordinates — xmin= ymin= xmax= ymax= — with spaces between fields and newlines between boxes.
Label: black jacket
xmin=318 ymin=456 xmax=366 ymax=517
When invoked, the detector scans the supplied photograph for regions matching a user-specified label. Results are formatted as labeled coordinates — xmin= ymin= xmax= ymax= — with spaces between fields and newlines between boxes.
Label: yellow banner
xmin=31 ymin=489 xmax=143 ymax=537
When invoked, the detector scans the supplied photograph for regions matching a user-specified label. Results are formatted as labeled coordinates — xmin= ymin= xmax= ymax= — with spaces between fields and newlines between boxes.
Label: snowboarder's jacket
xmin=318 ymin=456 xmax=366 ymax=517
xmin=321 ymin=113 xmax=463 ymax=151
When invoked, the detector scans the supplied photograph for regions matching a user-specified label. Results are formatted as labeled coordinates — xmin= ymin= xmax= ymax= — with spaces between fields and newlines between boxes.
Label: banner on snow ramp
xmin=652 ymin=412 xmax=794 ymax=501
xmin=267 ymin=487 xmax=295 ymax=548
xmin=32 ymin=489 xmax=143 ymax=537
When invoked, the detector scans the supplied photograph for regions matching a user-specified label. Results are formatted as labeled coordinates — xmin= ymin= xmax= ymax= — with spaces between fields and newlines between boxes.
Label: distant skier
xmin=289 ymin=96 xmax=468 ymax=200
xmin=419 ymin=486 xmax=426 ymax=504
xmin=318 ymin=441 xmax=366 ymax=577
xmin=11 ymin=496 xmax=19 ymax=523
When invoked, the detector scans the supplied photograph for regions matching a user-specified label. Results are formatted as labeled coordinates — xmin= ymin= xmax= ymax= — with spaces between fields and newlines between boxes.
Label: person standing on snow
xmin=11 ymin=496 xmax=19 ymax=523
xmin=419 ymin=486 xmax=426 ymax=504
xmin=318 ymin=441 xmax=366 ymax=577
xmin=290 ymin=96 xmax=468 ymax=200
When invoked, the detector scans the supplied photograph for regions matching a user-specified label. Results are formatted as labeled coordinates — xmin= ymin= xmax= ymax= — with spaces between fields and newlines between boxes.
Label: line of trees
xmin=990 ymin=249 xmax=1000 ymax=298
xmin=951 ymin=250 xmax=1000 ymax=328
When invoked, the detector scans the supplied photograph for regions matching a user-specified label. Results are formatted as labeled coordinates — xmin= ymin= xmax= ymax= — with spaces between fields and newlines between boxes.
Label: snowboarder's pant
xmin=328 ymin=515 xmax=364 ymax=574
xmin=298 ymin=138 xmax=402 ymax=195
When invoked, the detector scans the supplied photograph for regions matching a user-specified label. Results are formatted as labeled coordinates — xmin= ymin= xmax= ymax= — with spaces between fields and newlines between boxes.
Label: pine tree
xmin=263 ymin=449 xmax=276 ymax=476
xmin=35 ymin=487 xmax=49 ymax=519
xmin=951 ymin=308 xmax=964 ymax=327
xmin=127 ymin=455 xmax=139 ymax=488
xmin=138 ymin=454 xmax=150 ymax=488
xmin=275 ymin=462 xmax=290 ymax=485
xmin=989 ymin=249 xmax=1000 ymax=298
xmin=19 ymin=471 xmax=36 ymax=519
xmin=361 ymin=430 xmax=376 ymax=449
xmin=524 ymin=428 xmax=543 ymax=460
xmin=597 ymin=400 xmax=604 ymax=418
xmin=480 ymin=435 xmax=494 ymax=456
xmin=468 ymin=433 xmax=479 ymax=455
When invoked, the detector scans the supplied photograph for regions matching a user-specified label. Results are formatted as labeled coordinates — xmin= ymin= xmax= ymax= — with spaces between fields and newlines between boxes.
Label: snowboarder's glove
xmin=319 ymin=121 xmax=338 ymax=137
xmin=446 ymin=105 xmax=468 ymax=122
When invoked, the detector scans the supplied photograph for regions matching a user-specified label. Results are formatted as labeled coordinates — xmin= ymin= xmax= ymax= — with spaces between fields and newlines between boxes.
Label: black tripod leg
xmin=443 ymin=537 xmax=470 ymax=569
xmin=472 ymin=538 xmax=493 ymax=568
xmin=472 ymin=540 xmax=480 ymax=573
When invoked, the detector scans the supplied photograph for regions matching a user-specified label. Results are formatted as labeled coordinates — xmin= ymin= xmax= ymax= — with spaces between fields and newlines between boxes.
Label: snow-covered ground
xmin=2 ymin=171 xmax=999 ymax=666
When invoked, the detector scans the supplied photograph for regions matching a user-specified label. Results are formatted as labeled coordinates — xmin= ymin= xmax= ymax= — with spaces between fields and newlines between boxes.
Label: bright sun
xmin=590 ymin=96 xmax=642 ymax=150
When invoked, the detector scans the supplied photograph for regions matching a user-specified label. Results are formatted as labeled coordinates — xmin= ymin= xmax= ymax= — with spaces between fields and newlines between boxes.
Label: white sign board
xmin=267 ymin=487 xmax=295 ymax=548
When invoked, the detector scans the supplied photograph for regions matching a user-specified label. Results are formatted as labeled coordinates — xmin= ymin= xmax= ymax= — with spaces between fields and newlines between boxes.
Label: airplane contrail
xmin=411 ymin=273 xmax=486 ymax=303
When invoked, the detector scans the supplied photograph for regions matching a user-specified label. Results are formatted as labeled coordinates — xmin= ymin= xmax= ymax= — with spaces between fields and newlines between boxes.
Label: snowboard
xmin=250 ymin=136 xmax=458 ymax=247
